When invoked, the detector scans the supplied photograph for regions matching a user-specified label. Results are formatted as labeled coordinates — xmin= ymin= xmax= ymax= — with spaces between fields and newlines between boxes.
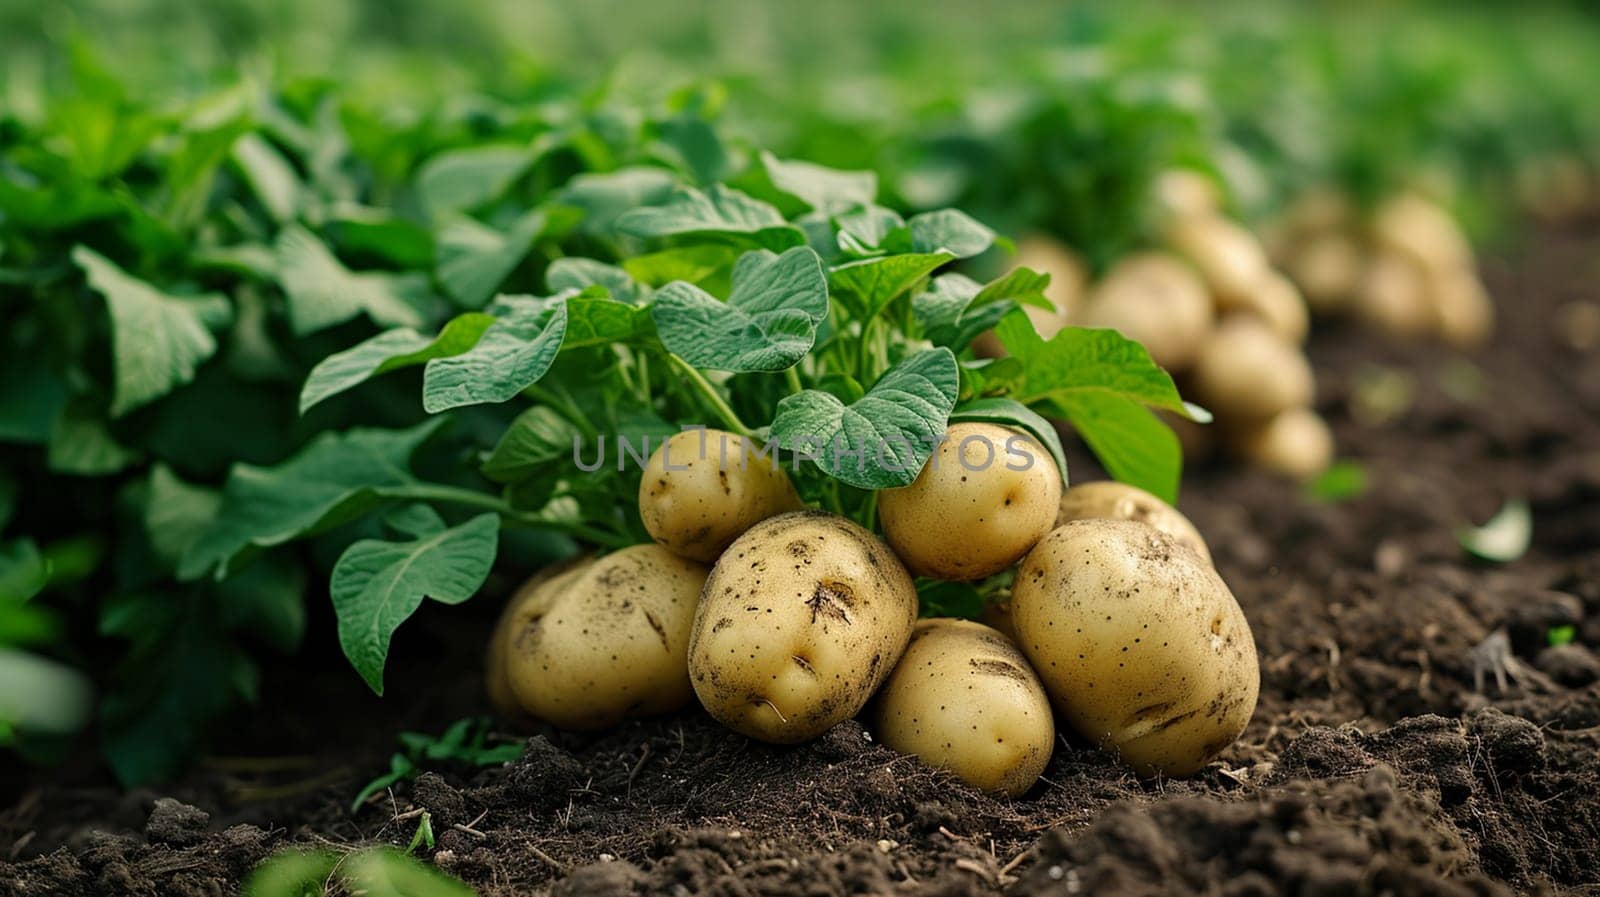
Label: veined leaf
xmin=275 ymin=226 xmax=429 ymax=336
xmin=771 ymin=348 xmax=959 ymax=489
xmin=1055 ymin=392 xmax=1182 ymax=504
xmin=547 ymin=257 xmax=641 ymax=303
xmin=949 ymin=398 xmax=1069 ymax=482
xmin=563 ymin=297 xmax=652 ymax=349
xmin=144 ymin=465 xmax=221 ymax=569
xmin=179 ymin=421 xmax=443 ymax=580
xmin=622 ymin=245 xmax=739 ymax=287
xmin=829 ymin=251 xmax=953 ymax=320
xmin=436 ymin=208 xmax=571 ymax=310
xmin=327 ymin=203 xmax=436 ymax=269
xmin=482 ymin=406 xmax=582 ymax=483
xmin=421 ymin=298 xmax=568 ymax=412
xmin=333 ymin=512 xmax=498 ymax=695
xmin=617 ymin=185 xmax=805 ymax=251
xmin=417 ymin=144 xmax=534 ymax=218
xmin=836 ymin=204 xmax=906 ymax=254
xmin=759 ymin=151 xmax=878 ymax=215
xmin=996 ymin=312 xmax=1193 ymax=417
xmin=47 ymin=397 xmax=142 ymax=475
xmin=559 ymin=167 xmax=681 ymax=236
xmin=231 ymin=133 xmax=302 ymax=223
xmin=902 ymin=208 xmax=1000 ymax=258
xmin=652 ymin=245 xmax=828 ymax=372
xmin=299 ymin=314 xmax=496 ymax=413
xmin=73 ymin=247 xmax=231 ymax=417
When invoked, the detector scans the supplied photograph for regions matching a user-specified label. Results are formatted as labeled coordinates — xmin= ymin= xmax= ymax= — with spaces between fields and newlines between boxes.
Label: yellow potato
xmin=1166 ymin=214 xmax=1271 ymax=307
xmin=972 ymin=235 xmax=1087 ymax=356
xmin=1055 ymin=480 xmax=1211 ymax=566
xmin=1080 ymin=252 xmax=1214 ymax=369
xmin=1371 ymin=193 xmax=1473 ymax=274
xmin=1231 ymin=407 xmax=1334 ymax=480
xmin=689 ymin=511 xmax=918 ymax=743
xmin=1429 ymin=268 xmax=1494 ymax=350
xmin=505 ymin=545 xmax=708 ymax=730
xmin=879 ymin=423 xmax=1063 ymax=581
xmin=1155 ymin=169 xmax=1222 ymax=222
xmin=1011 ymin=519 xmax=1259 ymax=776
xmin=1356 ymin=250 xmax=1436 ymax=341
xmin=485 ymin=558 xmax=592 ymax=724
xmin=1238 ymin=270 xmax=1309 ymax=345
xmin=874 ymin=619 xmax=1054 ymax=796
xmin=1285 ymin=231 xmax=1362 ymax=314
xmin=1189 ymin=317 xmax=1314 ymax=422
xmin=640 ymin=428 xmax=802 ymax=563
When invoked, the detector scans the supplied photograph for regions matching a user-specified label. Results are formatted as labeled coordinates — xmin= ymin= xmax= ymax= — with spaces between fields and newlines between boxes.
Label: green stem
xmin=382 ymin=483 xmax=631 ymax=548
xmin=785 ymin=365 xmax=804 ymax=396
xmin=670 ymin=355 xmax=754 ymax=439
xmin=858 ymin=489 xmax=878 ymax=531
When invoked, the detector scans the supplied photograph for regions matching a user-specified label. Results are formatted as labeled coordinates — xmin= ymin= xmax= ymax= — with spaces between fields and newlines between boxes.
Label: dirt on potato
xmin=3 ymin=218 xmax=1599 ymax=896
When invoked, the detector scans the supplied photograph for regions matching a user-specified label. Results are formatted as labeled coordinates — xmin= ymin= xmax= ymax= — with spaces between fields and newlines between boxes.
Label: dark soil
xmin=4 ymin=220 xmax=1600 ymax=896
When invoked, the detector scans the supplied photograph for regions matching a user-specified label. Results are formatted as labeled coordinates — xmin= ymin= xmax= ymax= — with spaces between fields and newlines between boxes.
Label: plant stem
xmin=670 ymin=355 xmax=754 ymax=439
xmin=785 ymin=366 xmax=804 ymax=396
xmin=381 ymin=483 xmax=631 ymax=548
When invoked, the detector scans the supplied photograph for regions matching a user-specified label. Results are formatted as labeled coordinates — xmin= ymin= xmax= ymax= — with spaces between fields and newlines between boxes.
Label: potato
xmin=1166 ymin=214 xmax=1271 ymax=307
xmin=506 ymin=545 xmax=708 ymax=730
xmin=1285 ymin=231 xmax=1362 ymax=314
xmin=1011 ymin=519 xmax=1259 ymax=776
xmin=1356 ymin=249 xmax=1435 ymax=340
xmin=1429 ymin=268 xmax=1494 ymax=349
xmin=1231 ymin=407 xmax=1334 ymax=480
xmin=1372 ymin=193 xmax=1473 ymax=274
xmin=1055 ymin=480 xmax=1211 ymax=566
xmin=1079 ymin=252 xmax=1213 ymax=369
xmin=973 ymin=236 xmax=1087 ymax=356
xmin=1189 ymin=317 xmax=1314 ymax=422
xmin=640 ymin=428 xmax=802 ymax=563
xmin=689 ymin=510 xmax=918 ymax=743
xmin=879 ymin=422 xmax=1063 ymax=581
xmin=874 ymin=619 xmax=1054 ymax=796
xmin=1155 ymin=169 xmax=1221 ymax=222
xmin=485 ymin=558 xmax=592 ymax=724
xmin=1238 ymin=270 xmax=1309 ymax=345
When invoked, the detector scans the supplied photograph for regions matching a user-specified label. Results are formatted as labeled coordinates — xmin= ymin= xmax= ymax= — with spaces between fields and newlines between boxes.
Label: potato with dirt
xmin=1011 ymin=519 xmax=1259 ymax=776
xmin=879 ymin=422 xmax=1063 ymax=581
xmin=1056 ymin=480 xmax=1212 ymax=565
xmin=505 ymin=545 xmax=708 ymax=730
xmin=1188 ymin=317 xmax=1314 ymax=421
xmin=485 ymin=557 xmax=592 ymax=724
xmin=689 ymin=510 xmax=918 ymax=744
xmin=640 ymin=428 xmax=803 ymax=563
xmin=874 ymin=619 xmax=1055 ymax=796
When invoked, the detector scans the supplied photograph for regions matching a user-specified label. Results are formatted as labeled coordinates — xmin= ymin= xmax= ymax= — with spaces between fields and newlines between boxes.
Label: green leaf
xmin=299 ymin=314 xmax=497 ymax=413
xmin=917 ymin=580 xmax=986 ymax=619
xmin=829 ymin=252 xmax=953 ymax=320
xmin=997 ymin=313 xmax=1194 ymax=418
xmin=242 ymin=849 xmax=340 ymax=897
xmin=275 ymin=226 xmax=429 ymax=336
xmin=623 ymin=245 xmax=739 ymax=287
xmin=902 ymin=208 xmax=999 ymax=259
xmin=73 ymin=247 xmax=231 ymax=417
xmin=0 ymin=540 xmax=48 ymax=603
xmin=332 ymin=513 xmax=498 ymax=694
xmin=547 ymin=257 xmax=641 ymax=303
xmin=1054 ymin=392 xmax=1182 ymax=504
xmin=231 ymin=133 xmax=302 ymax=223
xmin=47 ymin=398 xmax=142 ymax=475
xmin=179 ymin=421 xmax=443 ymax=580
xmin=617 ymin=185 xmax=805 ymax=250
xmin=913 ymin=273 xmax=1022 ymax=351
xmin=771 ymin=348 xmax=959 ymax=489
xmin=436 ymin=209 xmax=565 ymax=309
xmin=836 ymin=204 xmax=905 ymax=253
xmin=0 ymin=359 xmax=69 ymax=444
xmin=1305 ymin=461 xmax=1369 ymax=503
xmin=559 ymin=167 xmax=680 ymax=236
xmin=327 ymin=203 xmax=436 ymax=269
xmin=144 ymin=465 xmax=221 ymax=568
xmin=1457 ymin=500 xmax=1532 ymax=563
xmin=652 ymin=246 xmax=828 ymax=372
xmin=1548 ymin=625 xmax=1577 ymax=648
xmin=759 ymin=151 xmax=878 ymax=214
xmin=417 ymin=144 xmax=533 ymax=218
xmin=563 ymin=297 xmax=652 ymax=349
xmin=421 ymin=299 xmax=568 ymax=412
xmin=339 ymin=848 xmax=476 ymax=897
xmin=482 ymin=406 xmax=583 ymax=483
xmin=949 ymin=398 xmax=1069 ymax=483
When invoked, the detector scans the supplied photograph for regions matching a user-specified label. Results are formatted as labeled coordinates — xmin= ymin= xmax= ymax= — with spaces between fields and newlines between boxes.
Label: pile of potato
xmin=1270 ymin=189 xmax=1494 ymax=350
xmin=487 ymin=425 xmax=1260 ymax=795
xmin=986 ymin=171 xmax=1335 ymax=480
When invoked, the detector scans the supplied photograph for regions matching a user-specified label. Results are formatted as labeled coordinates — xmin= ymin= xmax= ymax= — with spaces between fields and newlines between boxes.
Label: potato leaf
xmin=332 ymin=512 xmax=498 ymax=695
xmin=1054 ymin=391 xmax=1182 ymax=504
xmin=179 ymin=421 xmax=444 ymax=580
xmin=652 ymin=245 xmax=828 ymax=372
xmin=482 ymin=406 xmax=583 ymax=483
xmin=436 ymin=208 xmax=574 ymax=309
xmin=771 ymin=348 xmax=959 ymax=489
xmin=900 ymin=208 xmax=1000 ymax=258
xmin=828 ymin=251 xmax=953 ymax=320
xmin=914 ymin=273 xmax=1018 ymax=350
xmin=996 ymin=311 xmax=1196 ymax=418
xmin=617 ymin=185 xmax=806 ymax=251
xmin=231 ymin=133 xmax=303 ymax=224
xmin=546 ymin=258 xmax=642 ymax=303
xmin=298 ymin=314 xmax=497 ymax=413
xmin=417 ymin=144 xmax=535 ymax=218
xmin=73 ymin=247 xmax=231 ymax=417
xmin=420 ymin=298 xmax=568 ymax=412
xmin=758 ymin=151 xmax=879 ymax=215
xmin=47 ymin=398 xmax=142 ymax=475
xmin=275 ymin=226 xmax=430 ymax=336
